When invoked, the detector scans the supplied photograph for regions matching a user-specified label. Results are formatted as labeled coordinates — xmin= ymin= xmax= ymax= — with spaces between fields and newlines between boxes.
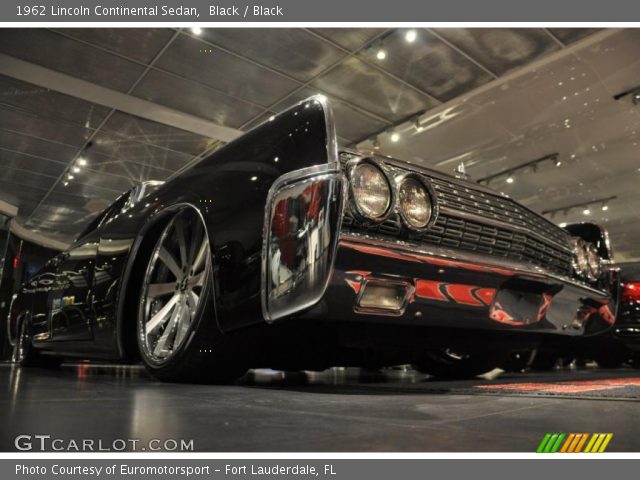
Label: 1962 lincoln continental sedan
xmin=7 ymin=96 xmax=620 ymax=382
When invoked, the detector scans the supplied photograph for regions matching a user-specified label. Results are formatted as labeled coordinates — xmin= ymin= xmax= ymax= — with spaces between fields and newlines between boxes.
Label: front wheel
xmin=413 ymin=349 xmax=505 ymax=379
xmin=136 ymin=208 xmax=247 ymax=384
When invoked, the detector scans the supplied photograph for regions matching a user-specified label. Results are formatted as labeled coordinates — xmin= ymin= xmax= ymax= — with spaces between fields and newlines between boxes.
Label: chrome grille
xmin=340 ymin=153 xmax=573 ymax=276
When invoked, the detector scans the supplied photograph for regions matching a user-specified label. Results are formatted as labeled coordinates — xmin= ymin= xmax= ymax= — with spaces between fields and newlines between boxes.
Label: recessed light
xmin=376 ymin=49 xmax=387 ymax=60
xmin=191 ymin=27 xmax=202 ymax=35
xmin=405 ymin=30 xmax=417 ymax=43
xmin=583 ymin=208 xmax=591 ymax=215
xmin=72 ymin=166 xmax=81 ymax=173
xmin=250 ymin=176 xmax=258 ymax=182
xmin=77 ymin=157 xmax=87 ymax=166
xmin=390 ymin=132 xmax=400 ymax=142
xmin=506 ymin=176 xmax=514 ymax=184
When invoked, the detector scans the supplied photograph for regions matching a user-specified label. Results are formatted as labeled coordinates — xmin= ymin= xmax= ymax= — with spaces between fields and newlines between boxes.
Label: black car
xmin=6 ymin=96 xmax=620 ymax=382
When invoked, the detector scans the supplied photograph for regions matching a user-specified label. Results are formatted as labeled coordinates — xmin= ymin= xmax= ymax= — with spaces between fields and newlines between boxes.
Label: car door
xmin=49 ymin=234 xmax=100 ymax=342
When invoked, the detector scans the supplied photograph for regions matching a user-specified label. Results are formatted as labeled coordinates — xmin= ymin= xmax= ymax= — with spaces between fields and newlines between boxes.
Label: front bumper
xmin=299 ymin=234 xmax=619 ymax=337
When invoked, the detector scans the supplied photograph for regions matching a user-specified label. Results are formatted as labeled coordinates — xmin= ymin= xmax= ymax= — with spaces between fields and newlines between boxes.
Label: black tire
xmin=413 ymin=349 xmax=505 ymax=379
xmin=500 ymin=350 xmax=535 ymax=373
xmin=594 ymin=352 xmax=624 ymax=369
xmin=530 ymin=350 xmax=560 ymax=371
xmin=136 ymin=208 xmax=247 ymax=384
xmin=12 ymin=314 xmax=64 ymax=368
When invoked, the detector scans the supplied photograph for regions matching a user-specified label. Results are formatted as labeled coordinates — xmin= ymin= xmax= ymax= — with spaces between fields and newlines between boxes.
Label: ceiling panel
xmin=269 ymin=86 xmax=390 ymax=143
xmin=432 ymin=28 xmax=560 ymax=76
xmin=200 ymin=29 xmax=346 ymax=82
xmin=0 ymin=107 xmax=93 ymax=147
xmin=0 ymin=149 xmax=66 ymax=178
xmin=547 ymin=28 xmax=601 ymax=45
xmin=0 ymin=29 xmax=145 ymax=92
xmin=154 ymin=33 xmax=299 ymax=107
xmin=312 ymin=56 xmax=438 ymax=122
xmin=101 ymin=111 xmax=217 ymax=155
xmin=0 ymin=167 xmax=56 ymax=192
xmin=0 ymin=129 xmax=78 ymax=163
xmin=358 ymin=29 xmax=494 ymax=102
xmin=80 ymin=150 xmax=174 ymax=183
xmin=0 ymin=75 xmax=110 ymax=129
xmin=67 ymin=170 xmax=134 ymax=194
xmin=53 ymin=28 xmax=174 ymax=64
xmin=309 ymin=28 xmax=386 ymax=51
xmin=131 ymin=69 xmax=264 ymax=128
xmin=89 ymin=131 xmax=194 ymax=172
xmin=0 ymin=180 xmax=48 ymax=210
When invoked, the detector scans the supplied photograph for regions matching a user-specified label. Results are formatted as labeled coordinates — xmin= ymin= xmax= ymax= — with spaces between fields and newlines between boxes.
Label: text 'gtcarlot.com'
xmin=14 ymin=435 xmax=194 ymax=451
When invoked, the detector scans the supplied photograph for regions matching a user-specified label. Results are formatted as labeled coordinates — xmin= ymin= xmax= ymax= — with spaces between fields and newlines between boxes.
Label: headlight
xmin=350 ymin=161 xmax=392 ymax=220
xmin=571 ymin=238 xmax=589 ymax=277
xmin=398 ymin=176 xmax=433 ymax=230
xmin=585 ymin=242 xmax=602 ymax=279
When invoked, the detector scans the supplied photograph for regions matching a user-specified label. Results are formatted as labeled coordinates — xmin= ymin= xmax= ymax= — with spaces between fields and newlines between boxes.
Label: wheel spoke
xmin=192 ymin=238 xmax=208 ymax=273
xmin=147 ymin=282 xmax=176 ymax=298
xmin=188 ymin=291 xmax=200 ymax=311
xmin=187 ymin=272 xmax=205 ymax=289
xmin=174 ymin=220 xmax=188 ymax=269
xmin=158 ymin=247 xmax=182 ymax=279
xmin=145 ymin=294 xmax=179 ymax=335
xmin=188 ymin=220 xmax=202 ymax=266
xmin=153 ymin=305 xmax=180 ymax=357
xmin=173 ymin=302 xmax=191 ymax=348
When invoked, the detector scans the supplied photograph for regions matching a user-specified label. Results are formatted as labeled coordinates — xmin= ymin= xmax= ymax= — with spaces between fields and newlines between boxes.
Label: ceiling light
xmin=273 ymin=156 xmax=279 ymax=163
xmin=583 ymin=208 xmax=591 ymax=215
xmin=376 ymin=49 xmax=387 ymax=60
xmin=405 ymin=30 xmax=417 ymax=43
xmin=559 ymin=222 xmax=567 ymax=227
xmin=191 ymin=27 xmax=202 ymax=35
xmin=390 ymin=132 xmax=400 ymax=143
xmin=250 ymin=176 xmax=258 ymax=182
xmin=67 ymin=174 xmax=74 ymax=180
xmin=555 ymin=159 xmax=562 ymax=167
xmin=72 ymin=166 xmax=81 ymax=173
xmin=63 ymin=181 xmax=69 ymax=186
xmin=506 ymin=176 xmax=514 ymax=184
xmin=602 ymin=204 xmax=609 ymax=211
xmin=77 ymin=157 xmax=87 ymax=166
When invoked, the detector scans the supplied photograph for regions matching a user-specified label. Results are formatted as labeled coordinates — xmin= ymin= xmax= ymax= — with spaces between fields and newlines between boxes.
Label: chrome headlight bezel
xmin=585 ymin=242 xmax=602 ymax=280
xmin=570 ymin=237 xmax=589 ymax=278
xmin=395 ymin=173 xmax=438 ymax=232
xmin=346 ymin=158 xmax=395 ymax=223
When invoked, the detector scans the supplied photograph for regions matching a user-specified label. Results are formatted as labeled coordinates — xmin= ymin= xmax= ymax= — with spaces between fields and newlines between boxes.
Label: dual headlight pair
xmin=571 ymin=238 xmax=602 ymax=280
xmin=348 ymin=159 xmax=435 ymax=231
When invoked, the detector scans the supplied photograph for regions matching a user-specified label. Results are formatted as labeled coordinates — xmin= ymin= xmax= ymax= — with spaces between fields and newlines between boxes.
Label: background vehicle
xmin=7 ymin=97 xmax=620 ymax=382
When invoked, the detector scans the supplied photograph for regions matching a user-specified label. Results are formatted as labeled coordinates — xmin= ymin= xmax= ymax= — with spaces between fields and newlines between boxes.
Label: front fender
xmin=151 ymin=96 xmax=340 ymax=332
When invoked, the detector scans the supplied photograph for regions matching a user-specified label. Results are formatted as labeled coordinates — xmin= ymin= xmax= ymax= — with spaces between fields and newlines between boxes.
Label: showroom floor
xmin=2 ymin=363 xmax=639 ymax=452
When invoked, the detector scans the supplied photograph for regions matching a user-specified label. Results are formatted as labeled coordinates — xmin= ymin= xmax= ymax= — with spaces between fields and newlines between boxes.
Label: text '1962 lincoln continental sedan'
xmin=7 ymin=96 xmax=620 ymax=382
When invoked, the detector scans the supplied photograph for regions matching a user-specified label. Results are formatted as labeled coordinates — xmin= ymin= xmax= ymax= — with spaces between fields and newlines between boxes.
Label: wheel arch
xmin=115 ymin=202 xmax=215 ymax=360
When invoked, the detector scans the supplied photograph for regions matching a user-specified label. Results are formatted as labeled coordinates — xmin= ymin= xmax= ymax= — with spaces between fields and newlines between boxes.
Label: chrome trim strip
xmin=6 ymin=293 xmax=18 ymax=347
xmin=340 ymin=232 xmax=609 ymax=297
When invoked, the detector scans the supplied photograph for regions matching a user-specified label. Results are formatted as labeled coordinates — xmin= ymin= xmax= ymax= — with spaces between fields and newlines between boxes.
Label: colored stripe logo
xmin=537 ymin=433 xmax=613 ymax=453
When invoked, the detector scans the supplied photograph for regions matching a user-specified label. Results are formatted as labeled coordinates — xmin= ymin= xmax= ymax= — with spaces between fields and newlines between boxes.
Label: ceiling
xmin=1 ymin=27 xmax=638 ymax=261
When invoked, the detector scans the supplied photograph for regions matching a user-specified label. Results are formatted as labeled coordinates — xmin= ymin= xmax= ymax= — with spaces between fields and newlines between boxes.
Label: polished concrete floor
xmin=2 ymin=362 xmax=640 ymax=452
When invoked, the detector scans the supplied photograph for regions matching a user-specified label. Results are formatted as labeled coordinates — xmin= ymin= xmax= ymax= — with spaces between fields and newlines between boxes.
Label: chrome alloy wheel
xmin=138 ymin=210 xmax=210 ymax=365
